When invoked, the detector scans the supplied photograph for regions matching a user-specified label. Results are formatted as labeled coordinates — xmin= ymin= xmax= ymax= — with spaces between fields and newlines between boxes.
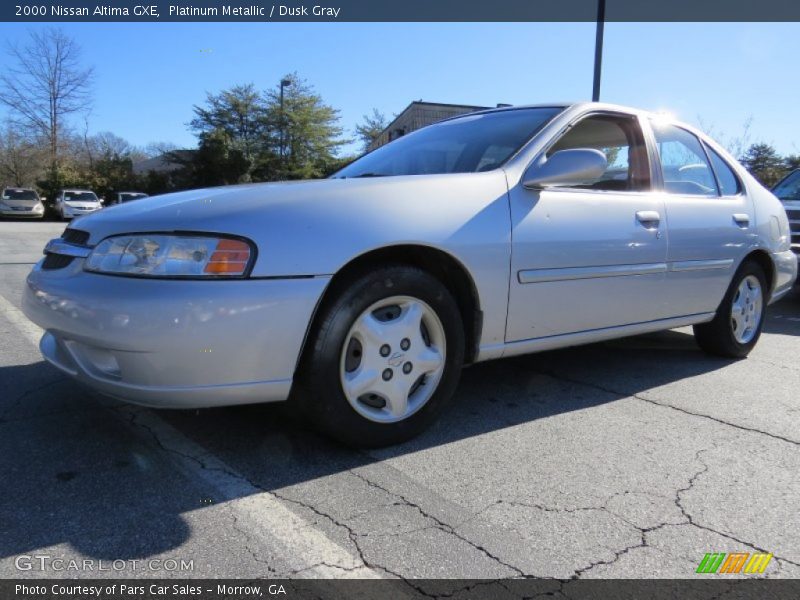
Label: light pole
xmin=279 ymin=78 xmax=292 ymax=178
xmin=592 ymin=0 xmax=605 ymax=102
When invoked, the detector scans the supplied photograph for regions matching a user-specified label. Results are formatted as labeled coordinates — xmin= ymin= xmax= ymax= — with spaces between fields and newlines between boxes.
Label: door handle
xmin=636 ymin=210 xmax=661 ymax=229
xmin=732 ymin=213 xmax=750 ymax=228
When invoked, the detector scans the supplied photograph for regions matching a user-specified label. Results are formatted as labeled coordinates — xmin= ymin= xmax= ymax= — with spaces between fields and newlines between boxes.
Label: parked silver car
xmin=772 ymin=169 xmax=800 ymax=266
xmin=0 ymin=187 xmax=45 ymax=218
xmin=22 ymin=103 xmax=797 ymax=446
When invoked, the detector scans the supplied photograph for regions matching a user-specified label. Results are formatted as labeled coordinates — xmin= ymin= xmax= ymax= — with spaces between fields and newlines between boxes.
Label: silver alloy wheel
xmin=339 ymin=295 xmax=446 ymax=423
xmin=730 ymin=274 xmax=763 ymax=344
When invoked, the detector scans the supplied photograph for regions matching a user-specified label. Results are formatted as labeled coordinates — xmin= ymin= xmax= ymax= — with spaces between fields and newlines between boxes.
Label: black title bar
xmin=5 ymin=579 xmax=800 ymax=599
xmin=4 ymin=0 xmax=800 ymax=22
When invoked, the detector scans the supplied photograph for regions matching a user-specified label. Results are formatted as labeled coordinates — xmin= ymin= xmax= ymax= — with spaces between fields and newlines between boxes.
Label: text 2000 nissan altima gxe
xmin=23 ymin=103 xmax=797 ymax=446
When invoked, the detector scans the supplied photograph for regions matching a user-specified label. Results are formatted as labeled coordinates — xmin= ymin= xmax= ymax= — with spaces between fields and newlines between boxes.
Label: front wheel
xmin=693 ymin=259 xmax=767 ymax=358
xmin=294 ymin=265 xmax=465 ymax=447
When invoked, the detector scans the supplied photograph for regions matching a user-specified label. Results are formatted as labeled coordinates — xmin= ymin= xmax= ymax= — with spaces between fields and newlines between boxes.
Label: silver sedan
xmin=22 ymin=102 xmax=797 ymax=446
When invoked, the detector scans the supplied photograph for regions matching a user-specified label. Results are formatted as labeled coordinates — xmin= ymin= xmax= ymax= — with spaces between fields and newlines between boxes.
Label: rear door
xmin=649 ymin=121 xmax=754 ymax=316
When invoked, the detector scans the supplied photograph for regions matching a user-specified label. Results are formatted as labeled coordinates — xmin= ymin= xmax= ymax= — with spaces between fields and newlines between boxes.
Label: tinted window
xmin=773 ymin=170 xmax=800 ymax=202
xmin=2 ymin=189 xmax=38 ymax=200
xmin=547 ymin=114 xmax=650 ymax=191
xmin=120 ymin=193 xmax=147 ymax=202
xmin=64 ymin=192 xmax=98 ymax=201
xmin=706 ymin=146 xmax=741 ymax=196
xmin=652 ymin=123 xmax=719 ymax=196
xmin=335 ymin=107 xmax=563 ymax=178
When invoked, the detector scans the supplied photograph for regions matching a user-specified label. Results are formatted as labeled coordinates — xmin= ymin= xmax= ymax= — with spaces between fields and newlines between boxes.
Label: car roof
xmin=441 ymin=101 xmax=696 ymax=130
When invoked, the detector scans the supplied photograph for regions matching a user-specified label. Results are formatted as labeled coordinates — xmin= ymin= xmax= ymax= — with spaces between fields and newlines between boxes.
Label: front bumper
xmin=62 ymin=205 xmax=101 ymax=218
xmin=0 ymin=206 xmax=44 ymax=218
xmin=770 ymin=249 xmax=798 ymax=302
xmin=23 ymin=258 xmax=330 ymax=408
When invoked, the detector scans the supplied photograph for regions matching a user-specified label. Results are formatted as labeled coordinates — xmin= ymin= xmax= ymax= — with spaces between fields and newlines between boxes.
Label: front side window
xmin=773 ymin=170 xmax=800 ymax=202
xmin=546 ymin=114 xmax=651 ymax=191
xmin=334 ymin=107 xmax=563 ymax=178
xmin=652 ymin=123 xmax=719 ymax=196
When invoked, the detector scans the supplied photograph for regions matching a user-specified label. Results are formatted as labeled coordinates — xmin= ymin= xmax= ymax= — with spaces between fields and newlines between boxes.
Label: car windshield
xmin=334 ymin=107 xmax=563 ymax=178
xmin=64 ymin=192 xmax=98 ymax=201
xmin=3 ymin=189 xmax=38 ymax=200
xmin=773 ymin=170 xmax=800 ymax=201
xmin=120 ymin=193 xmax=147 ymax=202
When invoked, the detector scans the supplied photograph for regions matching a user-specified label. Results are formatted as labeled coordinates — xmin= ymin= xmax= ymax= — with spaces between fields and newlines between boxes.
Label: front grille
xmin=42 ymin=254 xmax=75 ymax=270
xmin=62 ymin=228 xmax=90 ymax=245
xmin=786 ymin=209 xmax=800 ymax=254
xmin=41 ymin=228 xmax=91 ymax=270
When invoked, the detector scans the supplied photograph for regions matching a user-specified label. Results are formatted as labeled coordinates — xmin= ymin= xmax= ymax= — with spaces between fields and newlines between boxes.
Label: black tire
xmin=693 ymin=259 xmax=768 ymax=358
xmin=293 ymin=265 xmax=465 ymax=447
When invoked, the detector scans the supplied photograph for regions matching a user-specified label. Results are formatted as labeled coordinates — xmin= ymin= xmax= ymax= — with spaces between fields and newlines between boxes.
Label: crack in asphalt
xmin=112 ymin=404 xmax=533 ymax=596
xmin=230 ymin=512 xmax=279 ymax=574
xmin=531 ymin=369 xmax=800 ymax=573
xmin=111 ymin=405 xmax=426 ymax=587
xmin=471 ymin=491 xmax=678 ymax=579
xmin=0 ymin=378 xmax=63 ymax=422
xmin=348 ymin=470 xmax=526 ymax=577
xmin=673 ymin=449 xmax=800 ymax=571
xmin=536 ymin=368 xmax=799 ymax=446
xmin=111 ymin=383 xmax=800 ymax=584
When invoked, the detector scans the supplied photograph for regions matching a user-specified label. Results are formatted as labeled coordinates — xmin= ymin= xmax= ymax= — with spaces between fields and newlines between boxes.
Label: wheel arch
xmin=296 ymin=244 xmax=483 ymax=371
xmin=742 ymin=249 xmax=775 ymax=301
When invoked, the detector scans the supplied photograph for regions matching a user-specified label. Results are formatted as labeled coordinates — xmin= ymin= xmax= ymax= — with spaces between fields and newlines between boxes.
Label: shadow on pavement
xmin=0 ymin=288 xmax=798 ymax=565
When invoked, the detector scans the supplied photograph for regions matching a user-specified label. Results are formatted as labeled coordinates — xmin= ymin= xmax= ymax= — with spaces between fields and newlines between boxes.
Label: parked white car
xmin=23 ymin=103 xmax=797 ymax=446
xmin=53 ymin=189 xmax=103 ymax=220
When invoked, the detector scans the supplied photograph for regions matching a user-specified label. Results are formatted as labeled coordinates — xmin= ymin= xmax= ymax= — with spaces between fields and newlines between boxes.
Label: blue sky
xmin=0 ymin=22 xmax=798 ymax=156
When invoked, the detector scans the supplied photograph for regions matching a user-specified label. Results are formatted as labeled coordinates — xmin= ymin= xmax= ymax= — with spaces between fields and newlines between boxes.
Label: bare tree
xmin=0 ymin=28 xmax=94 ymax=174
xmin=143 ymin=141 xmax=179 ymax=159
xmin=696 ymin=115 xmax=753 ymax=161
xmin=0 ymin=124 xmax=48 ymax=186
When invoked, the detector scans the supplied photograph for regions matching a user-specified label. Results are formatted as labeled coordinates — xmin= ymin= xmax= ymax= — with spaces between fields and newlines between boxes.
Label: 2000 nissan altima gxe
xmin=23 ymin=103 xmax=797 ymax=446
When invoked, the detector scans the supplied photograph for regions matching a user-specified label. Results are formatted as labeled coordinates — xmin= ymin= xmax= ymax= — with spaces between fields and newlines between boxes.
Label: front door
xmin=506 ymin=112 xmax=670 ymax=342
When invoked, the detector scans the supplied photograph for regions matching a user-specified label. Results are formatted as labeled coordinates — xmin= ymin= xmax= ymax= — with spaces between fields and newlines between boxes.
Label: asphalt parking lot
xmin=0 ymin=220 xmax=798 ymax=587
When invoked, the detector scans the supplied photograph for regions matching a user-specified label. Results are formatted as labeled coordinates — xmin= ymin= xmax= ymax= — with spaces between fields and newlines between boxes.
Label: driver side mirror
xmin=523 ymin=148 xmax=608 ymax=189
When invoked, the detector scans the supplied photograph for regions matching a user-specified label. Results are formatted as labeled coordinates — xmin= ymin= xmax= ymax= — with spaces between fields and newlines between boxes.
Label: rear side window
xmin=651 ymin=122 xmax=719 ymax=196
xmin=706 ymin=146 xmax=741 ymax=196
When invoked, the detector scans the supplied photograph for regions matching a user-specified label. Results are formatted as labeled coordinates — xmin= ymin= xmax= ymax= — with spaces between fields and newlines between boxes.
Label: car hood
xmin=1 ymin=198 xmax=41 ymax=207
xmin=68 ymin=175 xmax=500 ymax=241
xmin=65 ymin=172 xmax=510 ymax=277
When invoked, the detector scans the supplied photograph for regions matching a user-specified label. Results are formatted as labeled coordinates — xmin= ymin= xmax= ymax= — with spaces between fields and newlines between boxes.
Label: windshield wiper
xmin=342 ymin=172 xmax=389 ymax=179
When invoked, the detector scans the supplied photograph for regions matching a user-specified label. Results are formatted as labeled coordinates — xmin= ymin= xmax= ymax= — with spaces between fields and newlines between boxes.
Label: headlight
xmin=84 ymin=234 xmax=254 ymax=278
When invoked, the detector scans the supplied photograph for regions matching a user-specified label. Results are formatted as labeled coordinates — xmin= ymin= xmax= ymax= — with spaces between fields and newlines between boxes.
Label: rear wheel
xmin=294 ymin=265 xmax=465 ymax=447
xmin=693 ymin=260 xmax=767 ymax=358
